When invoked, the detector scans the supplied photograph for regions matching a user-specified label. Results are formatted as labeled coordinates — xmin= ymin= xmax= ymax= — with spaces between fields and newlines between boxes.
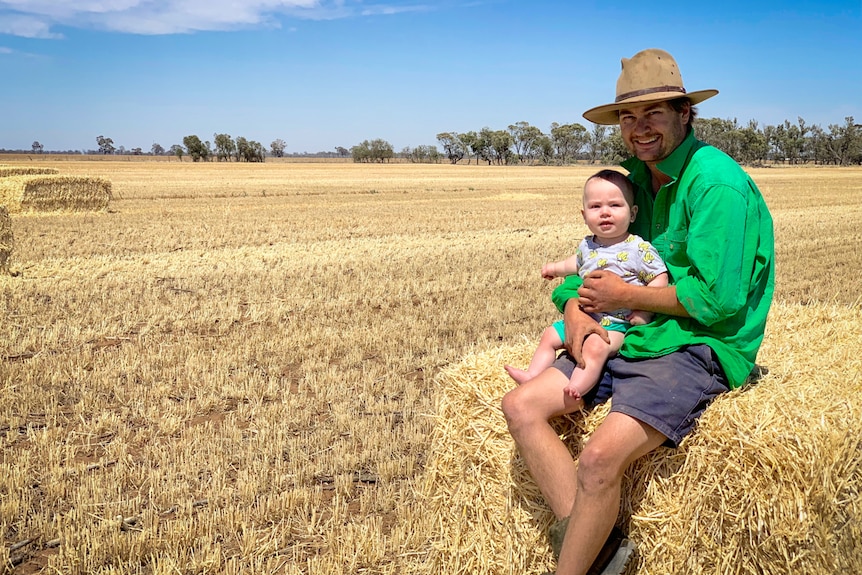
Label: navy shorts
xmin=551 ymin=344 xmax=729 ymax=446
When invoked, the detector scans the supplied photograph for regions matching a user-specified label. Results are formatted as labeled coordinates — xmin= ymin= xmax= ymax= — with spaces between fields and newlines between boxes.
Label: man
xmin=500 ymin=48 xmax=775 ymax=575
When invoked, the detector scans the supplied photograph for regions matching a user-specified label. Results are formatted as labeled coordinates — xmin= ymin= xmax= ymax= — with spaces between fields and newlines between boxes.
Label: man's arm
xmin=627 ymin=271 xmax=669 ymax=325
xmin=578 ymin=270 xmax=689 ymax=318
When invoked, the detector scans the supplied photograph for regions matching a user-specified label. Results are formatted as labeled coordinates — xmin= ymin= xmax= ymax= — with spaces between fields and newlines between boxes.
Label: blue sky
xmin=1 ymin=0 xmax=860 ymax=154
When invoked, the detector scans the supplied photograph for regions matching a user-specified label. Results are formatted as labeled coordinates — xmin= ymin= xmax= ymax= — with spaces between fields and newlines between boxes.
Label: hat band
xmin=615 ymin=85 xmax=686 ymax=103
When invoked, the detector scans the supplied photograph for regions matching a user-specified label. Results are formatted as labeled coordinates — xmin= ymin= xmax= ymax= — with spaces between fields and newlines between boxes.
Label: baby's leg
xmin=562 ymin=331 xmax=625 ymax=399
xmin=505 ymin=326 xmax=564 ymax=385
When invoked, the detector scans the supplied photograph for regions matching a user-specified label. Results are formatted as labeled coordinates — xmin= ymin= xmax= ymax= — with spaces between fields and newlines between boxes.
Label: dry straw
xmin=0 ymin=166 xmax=60 ymax=178
xmin=419 ymin=301 xmax=862 ymax=575
xmin=0 ymin=205 xmax=12 ymax=274
xmin=0 ymin=175 xmax=112 ymax=212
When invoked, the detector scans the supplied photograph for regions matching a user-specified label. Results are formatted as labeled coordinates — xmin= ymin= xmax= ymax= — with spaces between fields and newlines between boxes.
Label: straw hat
xmin=583 ymin=48 xmax=718 ymax=125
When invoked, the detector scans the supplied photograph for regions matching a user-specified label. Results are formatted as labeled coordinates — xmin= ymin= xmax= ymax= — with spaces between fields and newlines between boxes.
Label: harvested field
xmin=0 ymin=206 xmax=11 ymax=275
xmin=0 ymin=175 xmax=112 ymax=212
xmin=0 ymin=160 xmax=860 ymax=574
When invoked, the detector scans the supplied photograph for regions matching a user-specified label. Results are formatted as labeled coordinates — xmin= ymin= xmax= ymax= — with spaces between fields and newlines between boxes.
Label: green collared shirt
xmin=552 ymin=131 xmax=775 ymax=388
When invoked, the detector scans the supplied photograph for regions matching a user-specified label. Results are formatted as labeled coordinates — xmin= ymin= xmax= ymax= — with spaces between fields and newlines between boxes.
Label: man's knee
xmin=501 ymin=388 xmax=539 ymax=435
xmin=576 ymin=441 xmax=625 ymax=493
xmin=501 ymin=389 xmax=523 ymax=429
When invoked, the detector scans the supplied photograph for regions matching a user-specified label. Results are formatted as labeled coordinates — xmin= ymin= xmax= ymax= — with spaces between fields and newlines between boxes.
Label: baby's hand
xmin=541 ymin=263 xmax=557 ymax=280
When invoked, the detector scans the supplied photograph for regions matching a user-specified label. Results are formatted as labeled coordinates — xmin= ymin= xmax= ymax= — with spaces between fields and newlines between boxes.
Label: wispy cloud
xmin=0 ymin=0 xmax=430 ymax=36
xmin=0 ymin=12 xmax=64 ymax=38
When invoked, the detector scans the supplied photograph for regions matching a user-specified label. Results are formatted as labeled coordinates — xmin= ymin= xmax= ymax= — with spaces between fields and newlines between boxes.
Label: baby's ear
xmin=630 ymin=205 xmax=639 ymax=221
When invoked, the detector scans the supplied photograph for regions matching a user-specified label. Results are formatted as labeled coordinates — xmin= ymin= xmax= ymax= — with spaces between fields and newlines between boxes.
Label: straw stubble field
xmin=1 ymin=159 xmax=860 ymax=574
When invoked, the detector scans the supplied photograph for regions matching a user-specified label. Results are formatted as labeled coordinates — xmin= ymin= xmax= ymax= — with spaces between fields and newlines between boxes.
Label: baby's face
xmin=581 ymin=179 xmax=635 ymax=243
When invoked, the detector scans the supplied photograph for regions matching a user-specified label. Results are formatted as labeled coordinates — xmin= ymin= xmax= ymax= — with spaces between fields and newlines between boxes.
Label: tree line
xmin=12 ymin=115 xmax=860 ymax=167
xmin=426 ymin=116 xmax=862 ymax=167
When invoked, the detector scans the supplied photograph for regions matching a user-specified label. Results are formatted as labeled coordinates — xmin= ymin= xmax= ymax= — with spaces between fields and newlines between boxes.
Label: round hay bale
xmin=0 ymin=175 xmax=112 ymax=213
xmin=418 ymin=302 xmax=862 ymax=575
xmin=0 ymin=205 xmax=12 ymax=274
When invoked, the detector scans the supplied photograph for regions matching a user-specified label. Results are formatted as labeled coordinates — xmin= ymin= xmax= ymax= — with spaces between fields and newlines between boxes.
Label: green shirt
xmin=552 ymin=131 xmax=775 ymax=388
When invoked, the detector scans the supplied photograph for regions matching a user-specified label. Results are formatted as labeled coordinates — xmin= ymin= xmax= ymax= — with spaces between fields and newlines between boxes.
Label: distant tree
xmin=250 ymin=141 xmax=266 ymax=162
xmin=436 ymin=132 xmax=466 ymax=164
xmin=427 ymin=145 xmax=441 ymax=163
xmin=31 ymin=141 xmax=44 ymax=154
xmin=169 ymin=144 xmax=184 ymax=161
xmin=96 ymin=135 xmax=115 ymax=155
xmin=350 ymin=139 xmax=394 ymax=163
xmin=460 ymin=131 xmax=481 ymax=165
xmin=550 ymin=122 xmax=588 ymax=163
xmin=402 ymin=144 xmax=440 ymax=163
xmin=488 ymin=129 xmax=514 ymax=165
xmin=151 ymin=143 xmax=165 ymax=155
xmin=235 ymin=137 xmax=265 ymax=162
xmin=601 ymin=127 xmax=630 ymax=164
xmin=335 ymin=146 xmax=349 ymax=158
xmin=213 ymin=133 xmax=236 ymax=162
xmin=474 ymin=128 xmax=495 ymax=164
xmin=235 ymin=137 xmax=248 ymax=162
xmin=737 ymin=120 xmax=769 ymax=165
xmin=694 ymin=117 xmax=744 ymax=160
xmin=271 ymin=139 xmax=286 ymax=158
xmin=131 ymin=147 xmax=143 ymax=155
xmin=507 ymin=121 xmax=544 ymax=163
xmin=182 ymin=135 xmax=207 ymax=162
xmin=585 ymin=124 xmax=607 ymax=164
xmin=820 ymin=117 xmax=862 ymax=165
xmin=769 ymin=118 xmax=810 ymax=164
xmin=534 ymin=134 xmax=554 ymax=164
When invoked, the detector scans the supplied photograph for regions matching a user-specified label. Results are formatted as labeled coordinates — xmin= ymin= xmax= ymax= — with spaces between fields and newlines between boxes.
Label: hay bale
xmin=0 ymin=166 xmax=60 ymax=178
xmin=0 ymin=205 xmax=12 ymax=274
xmin=418 ymin=302 xmax=862 ymax=575
xmin=0 ymin=175 xmax=112 ymax=212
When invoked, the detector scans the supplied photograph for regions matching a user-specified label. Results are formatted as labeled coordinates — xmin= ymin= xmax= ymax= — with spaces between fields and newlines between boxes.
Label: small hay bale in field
xmin=417 ymin=302 xmax=862 ymax=575
xmin=0 ymin=205 xmax=12 ymax=274
xmin=0 ymin=166 xmax=60 ymax=178
xmin=0 ymin=175 xmax=112 ymax=212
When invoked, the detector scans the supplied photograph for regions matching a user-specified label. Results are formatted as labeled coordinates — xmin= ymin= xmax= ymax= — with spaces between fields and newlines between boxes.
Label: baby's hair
xmin=584 ymin=169 xmax=635 ymax=206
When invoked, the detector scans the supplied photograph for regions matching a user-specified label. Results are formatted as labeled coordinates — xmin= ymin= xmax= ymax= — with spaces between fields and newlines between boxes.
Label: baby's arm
xmin=542 ymin=254 xmax=580 ymax=280
xmin=626 ymin=272 xmax=669 ymax=325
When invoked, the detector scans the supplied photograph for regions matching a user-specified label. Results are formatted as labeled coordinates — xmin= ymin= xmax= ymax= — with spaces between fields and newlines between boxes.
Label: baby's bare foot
xmin=563 ymin=386 xmax=582 ymax=400
xmin=504 ymin=365 xmax=532 ymax=385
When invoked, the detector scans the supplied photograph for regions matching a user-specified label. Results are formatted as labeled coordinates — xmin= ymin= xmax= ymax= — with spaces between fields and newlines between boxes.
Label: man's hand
xmin=577 ymin=270 xmax=629 ymax=314
xmin=563 ymin=301 xmax=609 ymax=368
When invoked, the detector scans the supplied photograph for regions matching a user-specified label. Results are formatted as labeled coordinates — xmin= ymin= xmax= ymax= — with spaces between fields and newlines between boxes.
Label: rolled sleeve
xmin=675 ymin=184 xmax=752 ymax=326
xmin=551 ymin=274 xmax=583 ymax=313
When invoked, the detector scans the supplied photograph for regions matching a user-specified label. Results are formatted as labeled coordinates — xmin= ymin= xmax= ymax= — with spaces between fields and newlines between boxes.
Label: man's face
xmin=618 ymin=101 xmax=690 ymax=164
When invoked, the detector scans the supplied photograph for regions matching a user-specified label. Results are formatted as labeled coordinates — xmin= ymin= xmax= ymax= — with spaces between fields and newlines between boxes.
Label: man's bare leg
xmin=555 ymin=412 xmax=667 ymax=575
xmin=501 ymin=366 xmax=583 ymax=518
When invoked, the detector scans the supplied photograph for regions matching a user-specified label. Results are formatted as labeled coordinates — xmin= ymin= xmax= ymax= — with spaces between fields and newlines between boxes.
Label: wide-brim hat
xmin=583 ymin=48 xmax=718 ymax=125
